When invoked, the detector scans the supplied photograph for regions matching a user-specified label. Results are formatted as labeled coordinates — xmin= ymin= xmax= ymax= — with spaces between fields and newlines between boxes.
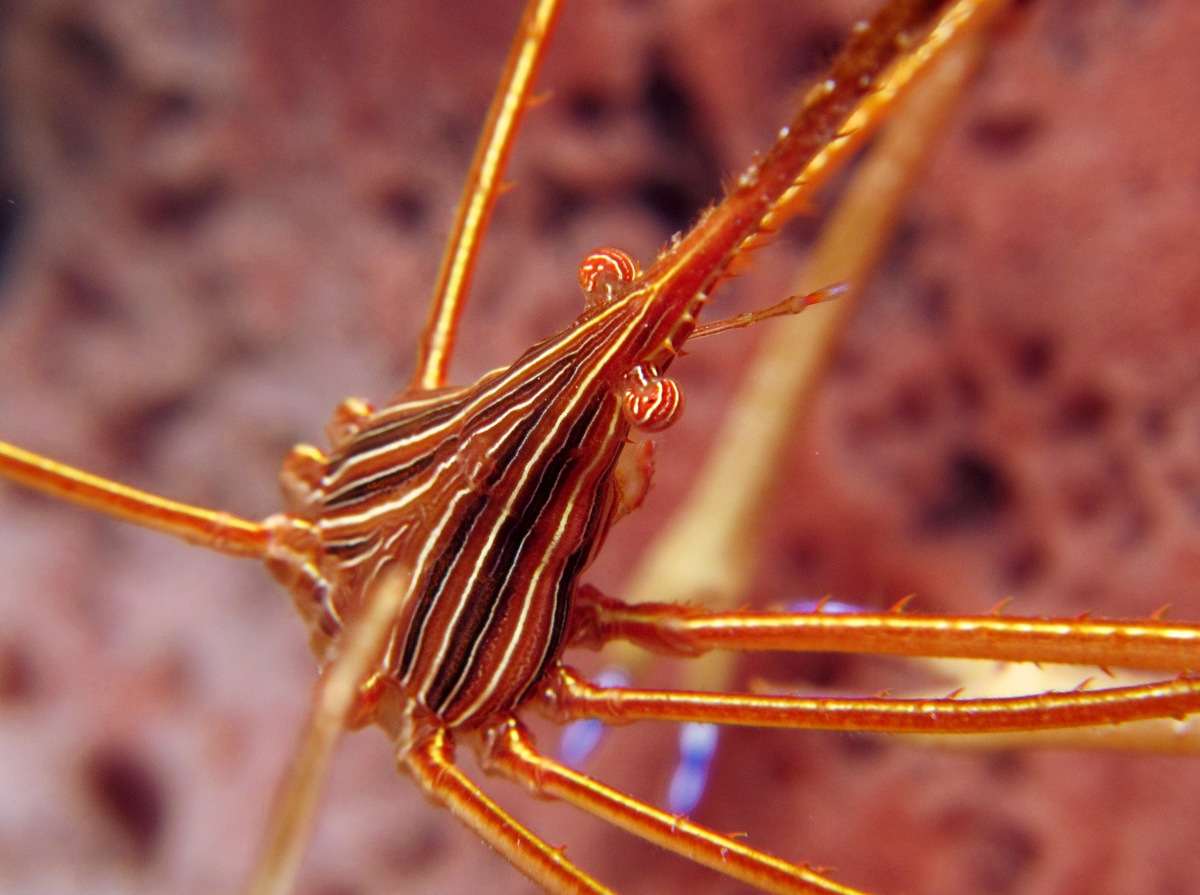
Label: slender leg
xmin=403 ymin=725 xmax=614 ymax=895
xmin=0 ymin=439 xmax=269 ymax=557
xmin=411 ymin=0 xmax=564 ymax=390
xmin=570 ymin=588 xmax=1200 ymax=672
xmin=484 ymin=718 xmax=867 ymax=895
xmin=688 ymin=285 xmax=847 ymax=340
xmin=244 ymin=567 xmax=413 ymax=895
xmin=541 ymin=666 xmax=1200 ymax=735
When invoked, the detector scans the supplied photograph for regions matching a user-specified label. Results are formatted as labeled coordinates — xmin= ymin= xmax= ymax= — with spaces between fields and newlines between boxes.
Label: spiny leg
xmin=568 ymin=591 xmax=1200 ymax=747
xmin=411 ymin=0 xmax=564 ymax=391
xmin=483 ymin=717 xmax=867 ymax=895
xmin=895 ymin=658 xmax=1200 ymax=753
xmin=542 ymin=666 xmax=1200 ymax=735
xmin=403 ymin=725 xmax=614 ymax=895
xmin=571 ymin=588 xmax=1200 ymax=673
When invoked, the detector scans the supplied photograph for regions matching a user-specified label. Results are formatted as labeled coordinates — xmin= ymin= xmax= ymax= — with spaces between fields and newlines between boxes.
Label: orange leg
xmin=411 ymin=0 xmax=564 ymax=391
xmin=0 ymin=439 xmax=269 ymax=557
xmin=542 ymin=666 xmax=1200 ymax=735
xmin=403 ymin=724 xmax=614 ymax=895
xmin=563 ymin=591 xmax=1200 ymax=737
xmin=570 ymin=588 xmax=1200 ymax=672
xmin=482 ymin=717 xmax=867 ymax=895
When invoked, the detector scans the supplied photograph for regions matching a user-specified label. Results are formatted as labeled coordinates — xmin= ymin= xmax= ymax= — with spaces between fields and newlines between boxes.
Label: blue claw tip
xmin=667 ymin=722 xmax=720 ymax=816
xmin=790 ymin=598 xmax=866 ymax=614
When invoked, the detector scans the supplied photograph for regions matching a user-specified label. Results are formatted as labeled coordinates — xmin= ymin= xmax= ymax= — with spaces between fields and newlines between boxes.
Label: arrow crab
xmin=1 ymin=1 xmax=1199 ymax=893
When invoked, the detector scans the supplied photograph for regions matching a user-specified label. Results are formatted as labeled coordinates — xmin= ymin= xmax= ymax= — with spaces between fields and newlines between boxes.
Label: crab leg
xmin=404 ymin=725 xmax=615 ymax=895
xmin=412 ymin=0 xmax=564 ymax=390
xmin=544 ymin=666 xmax=1200 ymax=735
xmin=0 ymin=439 xmax=269 ymax=557
xmin=571 ymin=588 xmax=1200 ymax=673
xmin=483 ymin=717 xmax=867 ymax=895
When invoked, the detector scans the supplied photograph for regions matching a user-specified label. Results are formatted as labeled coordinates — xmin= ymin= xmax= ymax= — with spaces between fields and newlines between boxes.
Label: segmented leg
xmin=403 ymin=725 xmax=615 ymax=895
xmin=543 ymin=666 xmax=1200 ymax=735
xmin=482 ymin=717 xmax=867 ymax=895
xmin=570 ymin=588 xmax=1200 ymax=672
xmin=566 ymin=588 xmax=1200 ymax=750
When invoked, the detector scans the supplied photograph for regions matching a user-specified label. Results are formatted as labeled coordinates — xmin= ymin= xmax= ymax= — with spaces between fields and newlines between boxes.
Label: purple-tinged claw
xmin=557 ymin=718 xmax=603 ymax=769
xmin=666 ymin=722 xmax=720 ymax=816
xmin=557 ymin=668 xmax=630 ymax=768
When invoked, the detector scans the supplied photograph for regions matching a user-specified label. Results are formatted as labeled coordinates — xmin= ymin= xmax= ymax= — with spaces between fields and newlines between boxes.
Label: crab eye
xmin=578 ymin=247 xmax=640 ymax=307
xmin=621 ymin=367 xmax=683 ymax=432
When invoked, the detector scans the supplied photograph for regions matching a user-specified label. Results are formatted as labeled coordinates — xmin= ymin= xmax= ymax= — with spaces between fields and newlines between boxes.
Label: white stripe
xmin=434 ymin=315 xmax=645 ymax=714
xmin=450 ymin=409 xmax=622 ymax=721
xmin=411 ymin=364 xmax=580 ymax=698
